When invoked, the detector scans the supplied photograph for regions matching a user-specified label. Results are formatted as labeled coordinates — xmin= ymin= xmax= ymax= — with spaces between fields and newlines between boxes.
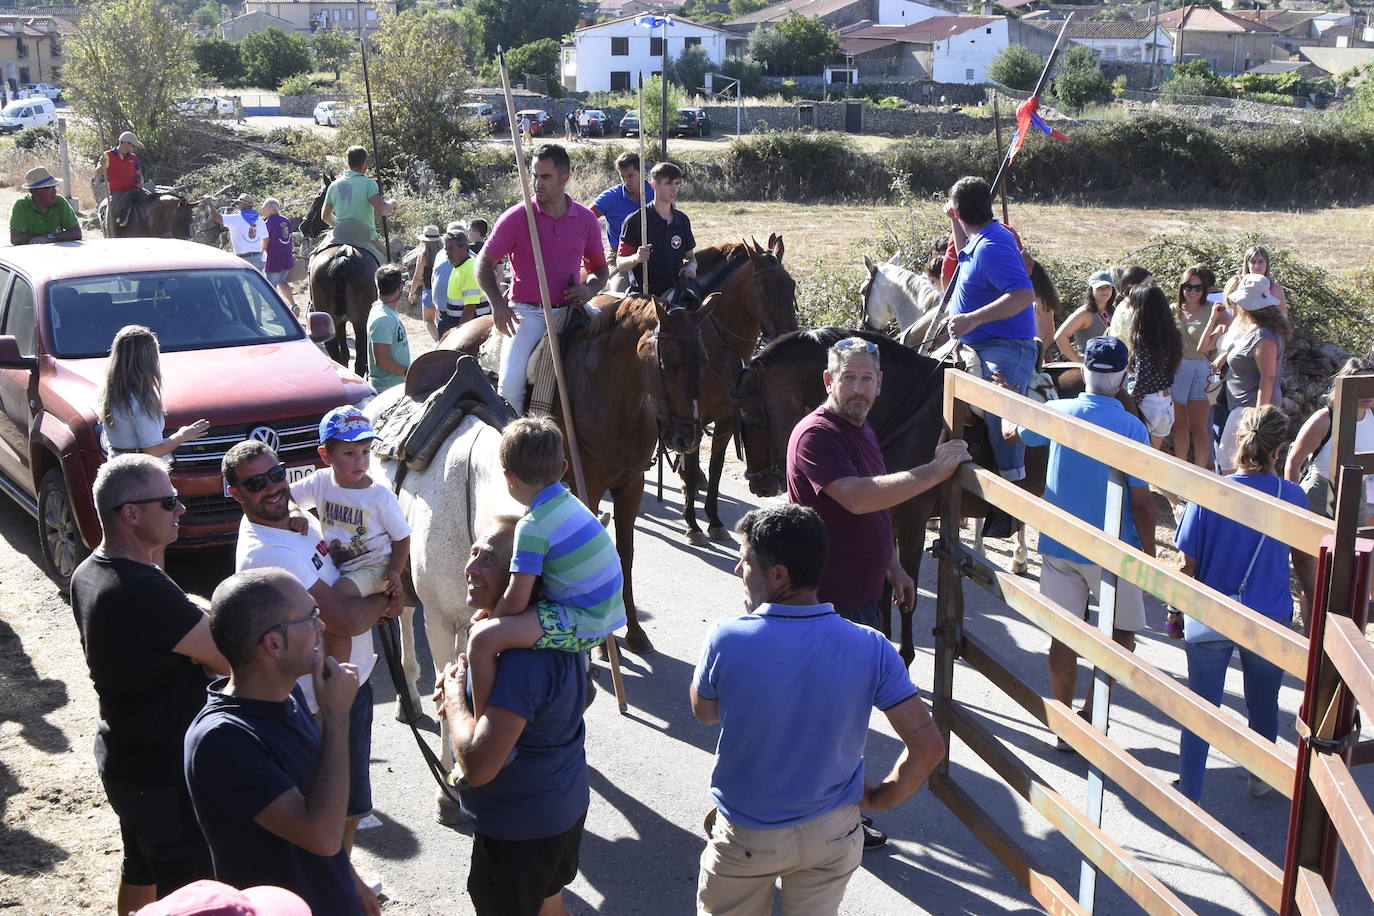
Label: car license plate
xmin=223 ymin=463 xmax=315 ymax=497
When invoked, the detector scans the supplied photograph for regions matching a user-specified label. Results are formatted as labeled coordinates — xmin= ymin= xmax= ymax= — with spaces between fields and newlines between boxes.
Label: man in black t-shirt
xmin=70 ymin=455 xmax=229 ymax=915
xmin=616 ymin=160 xmax=697 ymax=301
xmin=185 ymin=568 xmax=368 ymax=915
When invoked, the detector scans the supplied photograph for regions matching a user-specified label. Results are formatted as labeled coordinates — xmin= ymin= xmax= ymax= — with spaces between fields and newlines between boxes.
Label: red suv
xmin=0 ymin=239 xmax=375 ymax=587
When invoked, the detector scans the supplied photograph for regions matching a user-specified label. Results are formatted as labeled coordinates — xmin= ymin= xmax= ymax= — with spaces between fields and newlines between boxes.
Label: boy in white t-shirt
xmin=290 ymin=405 xmax=410 ymax=662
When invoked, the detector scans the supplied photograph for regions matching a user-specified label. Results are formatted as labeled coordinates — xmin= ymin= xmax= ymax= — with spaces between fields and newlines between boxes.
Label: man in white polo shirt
xmin=207 ymin=194 xmax=266 ymax=270
xmin=222 ymin=439 xmax=400 ymax=902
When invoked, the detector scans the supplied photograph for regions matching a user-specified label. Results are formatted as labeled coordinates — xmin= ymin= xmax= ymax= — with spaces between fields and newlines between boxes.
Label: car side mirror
xmin=306 ymin=311 xmax=336 ymax=343
xmin=0 ymin=334 xmax=35 ymax=369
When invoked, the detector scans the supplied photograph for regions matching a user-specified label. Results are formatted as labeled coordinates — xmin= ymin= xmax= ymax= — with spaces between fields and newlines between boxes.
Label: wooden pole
xmin=638 ymin=77 xmax=650 ymax=295
xmin=496 ymin=49 xmax=629 ymax=714
xmin=989 ymin=13 xmax=1074 ymax=197
xmin=358 ymin=28 xmax=391 ymax=262
xmin=991 ymin=90 xmax=1009 ymax=226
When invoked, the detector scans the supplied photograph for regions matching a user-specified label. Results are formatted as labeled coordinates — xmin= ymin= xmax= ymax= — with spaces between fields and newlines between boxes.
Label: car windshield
xmin=2 ymin=101 xmax=29 ymax=116
xmin=46 ymin=269 xmax=304 ymax=357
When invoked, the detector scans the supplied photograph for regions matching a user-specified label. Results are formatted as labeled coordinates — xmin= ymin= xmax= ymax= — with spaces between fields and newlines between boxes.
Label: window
xmin=610 ymin=71 xmax=630 ymax=91
xmin=611 ymin=36 xmax=628 ymax=56
xmin=965 ymin=68 xmax=975 ymax=81
xmin=650 ymin=36 xmax=663 ymax=56
xmin=1104 ymin=47 xmax=1117 ymax=60
xmin=685 ymin=36 xmax=701 ymax=47
xmin=985 ymin=28 xmax=992 ymax=34
xmin=346 ymin=8 xmax=354 ymax=20
xmin=366 ymin=9 xmax=376 ymax=20
xmin=4 ymin=277 xmax=36 ymax=357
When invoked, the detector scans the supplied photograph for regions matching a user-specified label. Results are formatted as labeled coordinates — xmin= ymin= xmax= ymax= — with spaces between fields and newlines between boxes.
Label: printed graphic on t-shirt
xmin=321 ymin=500 xmax=371 ymax=567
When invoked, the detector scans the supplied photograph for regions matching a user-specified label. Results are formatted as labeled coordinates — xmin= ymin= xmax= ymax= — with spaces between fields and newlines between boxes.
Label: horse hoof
xmin=686 ymin=529 xmax=709 ymax=547
xmin=394 ymin=696 xmax=425 ymax=724
xmin=707 ymin=525 xmax=735 ymax=543
xmin=623 ymin=629 xmax=655 ymax=655
xmin=435 ymin=794 xmax=466 ymax=827
xmin=1012 ymin=560 xmax=1029 ymax=576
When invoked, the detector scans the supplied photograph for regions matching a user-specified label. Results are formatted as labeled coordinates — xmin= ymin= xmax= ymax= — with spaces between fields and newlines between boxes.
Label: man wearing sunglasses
xmin=185 ymin=568 xmax=371 ymax=914
xmin=70 ymin=455 xmax=230 ymax=914
xmin=223 ymin=439 xmax=398 ymax=901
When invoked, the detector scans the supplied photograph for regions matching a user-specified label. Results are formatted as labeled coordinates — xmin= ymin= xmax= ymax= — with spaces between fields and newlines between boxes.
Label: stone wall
xmin=281 ymin=93 xmax=330 ymax=117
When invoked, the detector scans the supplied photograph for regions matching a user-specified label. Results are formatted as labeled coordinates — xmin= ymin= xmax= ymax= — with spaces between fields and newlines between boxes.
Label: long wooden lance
xmin=638 ymin=77 xmax=650 ymax=296
xmin=496 ymin=50 xmax=629 ymax=714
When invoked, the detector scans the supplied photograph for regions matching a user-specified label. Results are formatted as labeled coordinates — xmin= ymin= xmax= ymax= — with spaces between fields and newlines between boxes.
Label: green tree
xmin=988 ymin=43 xmax=1042 ymax=90
xmin=192 ymin=36 xmax=244 ymax=87
xmin=240 ymin=27 xmax=313 ymax=89
xmin=343 ymin=10 xmax=483 ymax=183
xmin=193 ymin=1 xmax=220 ymax=28
xmin=505 ymin=37 xmax=563 ymax=96
xmin=1159 ymin=58 xmax=1233 ymax=100
xmin=637 ymin=74 xmax=687 ymax=142
xmin=748 ymin=14 xmax=840 ymax=75
xmin=1051 ymin=45 xmax=1113 ymax=111
xmin=310 ymin=26 xmax=355 ymax=82
xmin=669 ymin=43 xmax=712 ymax=93
xmin=465 ymin=0 xmax=579 ymax=60
xmin=65 ymin=0 xmax=197 ymax=158
xmin=718 ymin=56 xmax=764 ymax=97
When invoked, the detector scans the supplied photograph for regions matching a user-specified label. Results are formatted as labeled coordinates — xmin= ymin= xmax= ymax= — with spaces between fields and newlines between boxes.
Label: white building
xmin=1026 ymin=20 xmax=1174 ymax=65
xmin=845 ymin=16 xmax=1065 ymax=84
xmin=562 ymin=15 xmax=731 ymax=94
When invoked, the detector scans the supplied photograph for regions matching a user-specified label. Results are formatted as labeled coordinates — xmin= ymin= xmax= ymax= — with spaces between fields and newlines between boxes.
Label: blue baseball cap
xmin=319 ymin=406 xmax=378 ymax=444
xmin=1083 ymin=336 xmax=1128 ymax=373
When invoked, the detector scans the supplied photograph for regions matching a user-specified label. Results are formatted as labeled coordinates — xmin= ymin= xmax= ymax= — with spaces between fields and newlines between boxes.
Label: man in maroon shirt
xmin=786 ymin=335 xmax=967 ymax=850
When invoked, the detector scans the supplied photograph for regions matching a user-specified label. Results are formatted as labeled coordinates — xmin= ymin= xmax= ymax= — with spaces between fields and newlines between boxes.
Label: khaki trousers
xmin=697 ymin=803 xmax=863 ymax=916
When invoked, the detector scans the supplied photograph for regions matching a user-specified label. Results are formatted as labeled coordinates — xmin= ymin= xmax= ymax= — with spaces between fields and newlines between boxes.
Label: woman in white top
xmin=100 ymin=325 xmax=209 ymax=458
xmin=1284 ymin=357 xmax=1374 ymax=521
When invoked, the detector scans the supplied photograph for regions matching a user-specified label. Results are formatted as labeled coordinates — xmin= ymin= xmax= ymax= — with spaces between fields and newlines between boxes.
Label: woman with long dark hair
xmin=1170 ymin=265 xmax=1224 ymax=469
xmin=1125 ymin=283 xmax=1183 ymax=449
xmin=1053 ymin=270 xmax=1114 ymax=363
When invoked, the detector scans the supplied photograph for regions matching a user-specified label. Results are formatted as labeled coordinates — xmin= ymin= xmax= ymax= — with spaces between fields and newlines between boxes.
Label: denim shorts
xmin=265 ymin=269 xmax=289 ymax=285
xmin=347 ymin=680 xmax=374 ymax=819
xmin=1172 ymin=358 xmax=1210 ymax=404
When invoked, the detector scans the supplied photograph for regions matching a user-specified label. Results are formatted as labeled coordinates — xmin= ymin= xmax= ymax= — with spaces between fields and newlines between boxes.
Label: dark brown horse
xmin=301 ymin=173 xmax=377 ymax=378
xmin=444 ymin=294 xmax=718 ymax=653
xmin=675 ymin=234 xmax=798 ymax=544
xmin=730 ymin=327 xmax=1050 ymax=664
xmin=107 ymin=191 xmax=194 ymax=239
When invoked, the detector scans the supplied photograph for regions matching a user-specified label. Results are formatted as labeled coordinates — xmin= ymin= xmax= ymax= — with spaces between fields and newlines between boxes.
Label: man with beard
xmin=785 ymin=336 xmax=968 ymax=849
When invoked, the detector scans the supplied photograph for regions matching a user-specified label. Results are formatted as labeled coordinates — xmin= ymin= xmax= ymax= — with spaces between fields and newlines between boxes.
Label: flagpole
xmin=661 ymin=14 xmax=670 ymax=158
xmin=638 ymin=77 xmax=650 ymax=296
xmin=989 ymin=13 xmax=1074 ymax=196
xmin=992 ymin=89 xmax=1009 ymax=226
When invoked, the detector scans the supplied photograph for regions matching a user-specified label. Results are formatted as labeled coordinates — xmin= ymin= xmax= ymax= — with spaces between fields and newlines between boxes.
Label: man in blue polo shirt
xmin=690 ymin=504 xmax=944 ymax=915
xmin=591 ymin=152 xmax=653 ymax=282
xmin=1004 ymin=337 xmax=1157 ymax=741
xmin=944 ymin=175 xmax=1037 ymax=483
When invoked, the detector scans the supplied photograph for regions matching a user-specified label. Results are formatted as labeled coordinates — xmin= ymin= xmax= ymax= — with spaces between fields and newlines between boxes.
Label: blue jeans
xmin=970 ymin=337 xmax=1037 ymax=482
xmin=1177 ymin=639 xmax=1282 ymax=801
xmin=347 ymin=680 xmax=374 ymax=818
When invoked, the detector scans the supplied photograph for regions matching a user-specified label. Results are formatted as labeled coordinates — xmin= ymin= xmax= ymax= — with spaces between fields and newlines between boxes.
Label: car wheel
xmin=38 ymin=466 xmax=87 ymax=590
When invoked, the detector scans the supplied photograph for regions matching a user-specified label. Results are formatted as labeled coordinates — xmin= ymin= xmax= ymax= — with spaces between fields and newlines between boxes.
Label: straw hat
xmin=232 ymin=193 xmax=255 ymax=208
xmin=21 ymin=166 xmax=60 ymax=190
xmin=1228 ymin=273 xmax=1282 ymax=312
xmin=117 ymin=130 xmax=143 ymax=148
xmin=417 ymin=225 xmax=443 ymax=242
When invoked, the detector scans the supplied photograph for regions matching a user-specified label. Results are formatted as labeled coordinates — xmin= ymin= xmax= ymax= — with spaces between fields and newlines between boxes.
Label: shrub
xmin=192 ymin=37 xmax=244 ymax=88
xmin=177 ymin=154 xmax=317 ymax=216
xmin=239 ymin=28 xmax=313 ymax=90
xmin=988 ymin=44 xmax=1043 ymax=92
xmin=278 ymin=73 xmax=319 ymax=98
xmin=14 ymin=125 xmax=57 ymax=153
xmin=718 ymin=130 xmax=874 ymax=200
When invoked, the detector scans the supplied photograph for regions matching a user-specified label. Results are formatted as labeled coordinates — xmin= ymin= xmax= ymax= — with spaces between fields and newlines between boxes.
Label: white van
xmin=0 ymin=97 xmax=56 ymax=133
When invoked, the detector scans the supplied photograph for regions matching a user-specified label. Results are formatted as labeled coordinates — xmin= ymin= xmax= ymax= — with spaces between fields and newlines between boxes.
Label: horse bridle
xmin=652 ymin=307 xmax=706 ymax=443
xmin=729 ymin=360 xmax=786 ymax=485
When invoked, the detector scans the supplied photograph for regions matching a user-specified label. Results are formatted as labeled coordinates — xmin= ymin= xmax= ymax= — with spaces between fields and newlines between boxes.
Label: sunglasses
xmin=833 ymin=337 xmax=878 ymax=355
xmin=115 ymin=491 xmax=180 ymax=512
xmin=230 ymin=463 xmax=287 ymax=494
xmin=1181 ymin=282 xmax=1206 ymax=292
xmin=257 ymin=606 xmax=321 ymax=645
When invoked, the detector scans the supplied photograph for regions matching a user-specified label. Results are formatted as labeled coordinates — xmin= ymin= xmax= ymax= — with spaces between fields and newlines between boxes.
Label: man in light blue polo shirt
xmin=944 ymin=175 xmax=1036 ymax=483
xmin=1005 ymin=336 xmax=1157 ymax=742
xmin=690 ymin=504 xmax=944 ymax=915
xmin=591 ymin=152 xmax=653 ymax=257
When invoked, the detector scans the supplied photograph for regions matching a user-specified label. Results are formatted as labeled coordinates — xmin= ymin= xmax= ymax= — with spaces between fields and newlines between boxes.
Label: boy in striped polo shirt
xmin=468 ymin=417 xmax=626 ymax=716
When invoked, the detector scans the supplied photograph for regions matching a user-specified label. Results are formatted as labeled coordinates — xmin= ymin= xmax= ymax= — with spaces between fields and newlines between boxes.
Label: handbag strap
xmin=1234 ymin=478 xmax=1283 ymax=599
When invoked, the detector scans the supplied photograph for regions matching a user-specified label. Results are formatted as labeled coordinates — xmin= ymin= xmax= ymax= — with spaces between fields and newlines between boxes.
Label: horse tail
xmin=325 ymin=246 xmax=354 ymax=317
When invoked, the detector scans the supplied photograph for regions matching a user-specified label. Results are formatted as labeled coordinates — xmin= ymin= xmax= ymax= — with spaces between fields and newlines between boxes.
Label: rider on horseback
xmin=476 ymin=144 xmax=608 ymax=415
xmin=616 ymin=161 xmax=698 ymax=306
xmin=318 ymin=146 xmax=395 ymax=269
xmin=94 ymin=131 xmax=143 ymax=239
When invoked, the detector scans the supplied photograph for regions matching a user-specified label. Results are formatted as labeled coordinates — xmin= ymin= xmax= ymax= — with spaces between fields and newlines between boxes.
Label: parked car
xmin=0 ymin=97 xmax=56 ymax=133
xmin=674 ymin=107 xmax=711 ymax=137
xmin=515 ymin=109 xmax=553 ymax=136
xmin=19 ymin=83 xmax=61 ymax=101
xmin=0 ymin=239 xmax=374 ymax=588
xmin=581 ymin=109 xmax=609 ymax=137
xmin=313 ymin=99 xmax=342 ymax=126
xmin=460 ymin=101 xmax=507 ymax=132
xmin=620 ymin=109 xmax=641 ymax=137
xmin=178 ymin=95 xmax=235 ymax=117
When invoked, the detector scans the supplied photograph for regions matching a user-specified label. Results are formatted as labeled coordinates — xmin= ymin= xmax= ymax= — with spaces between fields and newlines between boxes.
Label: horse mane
xmin=586 ymin=293 xmax=654 ymax=338
xmin=877 ymin=261 xmax=936 ymax=309
xmin=694 ymin=242 xmax=751 ymax=290
xmin=760 ymin=326 xmax=935 ymax=374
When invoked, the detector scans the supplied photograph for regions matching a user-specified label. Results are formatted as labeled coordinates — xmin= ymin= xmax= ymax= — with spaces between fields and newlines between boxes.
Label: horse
xmin=859 ymin=254 xmax=941 ymax=336
xmin=674 ymin=235 xmax=798 ymax=545
xmin=729 ymin=327 xmax=1050 ymax=664
xmin=301 ymin=173 xmax=376 ymax=378
xmin=420 ymin=293 xmax=718 ymax=655
xmin=103 ymin=190 xmax=194 ymax=239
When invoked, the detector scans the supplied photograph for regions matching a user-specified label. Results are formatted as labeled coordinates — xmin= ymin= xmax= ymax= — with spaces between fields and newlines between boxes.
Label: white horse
xmin=859 ymin=254 xmax=943 ymax=341
xmin=365 ymin=387 xmax=523 ymax=821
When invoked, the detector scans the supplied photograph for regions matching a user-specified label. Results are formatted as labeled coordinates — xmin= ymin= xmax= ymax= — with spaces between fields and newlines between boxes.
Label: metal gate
xmin=929 ymin=370 xmax=1372 ymax=914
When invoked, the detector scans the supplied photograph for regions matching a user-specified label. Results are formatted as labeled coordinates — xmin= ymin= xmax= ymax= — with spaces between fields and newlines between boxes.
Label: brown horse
xmin=106 ymin=191 xmax=194 ymax=239
xmin=301 ymin=173 xmax=377 ymax=378
xmin=730 ymin=327 xmax=1050 ymax=664
xmin=445 ymin=294 xmax=718 ymax=653
xmin=675 ymin=235 xmax=798 ymax=544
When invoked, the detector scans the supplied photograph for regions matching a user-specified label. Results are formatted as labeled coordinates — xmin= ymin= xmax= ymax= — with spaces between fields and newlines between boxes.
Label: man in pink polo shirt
xmin=476 ymin=144 xmax=608 ymax=414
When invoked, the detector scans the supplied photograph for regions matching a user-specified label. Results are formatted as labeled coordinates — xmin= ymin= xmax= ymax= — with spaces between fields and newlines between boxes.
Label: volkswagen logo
xmin=248 ymin=425 xmax=280 ymax=453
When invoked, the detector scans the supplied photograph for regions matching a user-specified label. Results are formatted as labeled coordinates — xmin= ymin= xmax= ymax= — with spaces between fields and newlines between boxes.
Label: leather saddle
xmin=371 ymin=352 xmax=515 ymax=471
